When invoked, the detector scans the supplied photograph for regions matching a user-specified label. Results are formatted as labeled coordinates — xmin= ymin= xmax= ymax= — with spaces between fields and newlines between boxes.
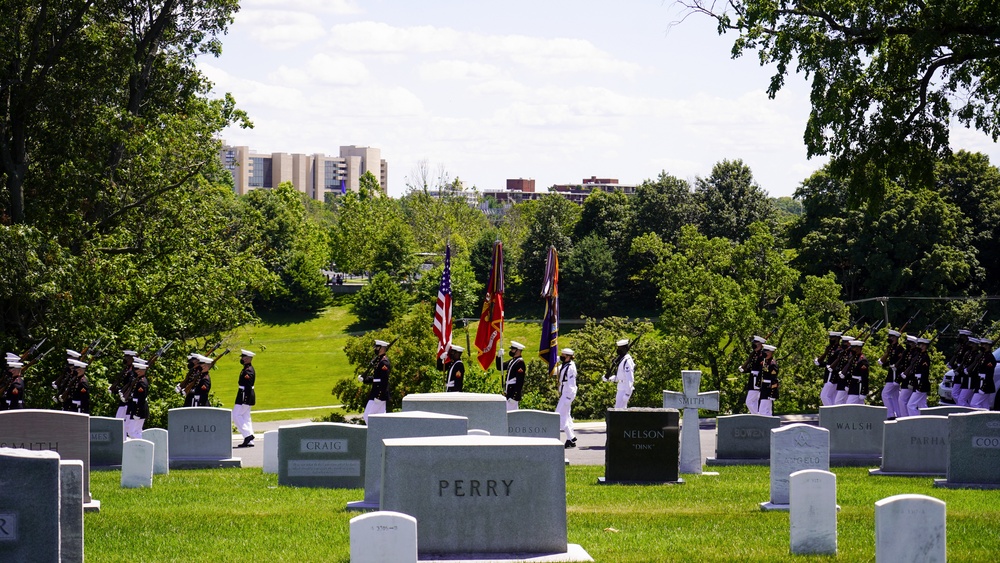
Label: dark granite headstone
xmin=601 ymin=408 xmax=680 ymax=484
xmin=707 ymin=414 xmax=781 ymax=465
xmin=934 ymin=411 xmax=1000 ymax=489
xmin=89 ymin=416 xmax=124 ymax=469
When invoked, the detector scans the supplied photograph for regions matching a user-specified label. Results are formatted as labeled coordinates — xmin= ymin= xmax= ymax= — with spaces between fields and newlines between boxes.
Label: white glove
xmin=877 ymin=359 xmax=883 ymax=366
xmin=738 ymin=366 xmax=744 ymax=373
xmin=813 ymin=358 xmax=820 ymax=366
xmin=52 ymin=382 xmax=58 ymax=389
xmin=174 ymin=384 xmax=182 ymax=394
xmin=358 ymin=375 xmax=364 ymax=382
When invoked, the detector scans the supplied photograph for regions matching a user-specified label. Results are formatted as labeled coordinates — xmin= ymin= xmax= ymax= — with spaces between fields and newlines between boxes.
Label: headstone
xmin=761 ymin=423 xmax=830 ymax=511
xmin=402 ymin=392 xmax=508 ymax=436
xmin=507 ymin=409 xmax=561 ymax=439
xmin=707 ymin=414 xmax=780 ymax=465
xmin=89 ymin=416 xmax=124 ymax=469
xmin=789 ymin=469 xmax=837 ymax=555
xmin=167 ymin=407 xmax=241 ymax=469
xmin=869 ymin=416 xmax=948 ymax=477
xmin=59 ymin=460 xmax=84 ymax=563
xmin=467 ymin=429 xmax=490 ymax=435
xmin=0 ymin=409 xmax=96 ymax=508
xmin=348 ymin=411 xmax=467 ymax=510
xmin=278 ymin=422 xmax=366 ymax=488
xmin=919 ymin=405 xmax=978 ymax=416
xmin=121 ymin=439 xmax=154 ymax=489
xmin=381 ymin=435 xmax=587 ymax=559
xmin=0 ymin=447 xmax=61 ymax=562
xmin=662 ymin=370 xmax=720 ymax=474
xmin=601 ymin=408 xmax=681 ymax=484
xmin=141 ymin=428 xmax=169 ymax=475
xmin=934 ymin=411 xmax=1000 ymax=489
xmin=875 ymin=494 xmax=946 ymax=563
xmin=262 ymin=430 xmax=279 ymax=474
xmin=349 ymin=511 xmax=418 ymax=563
xmin=819 ymin=404 xmax=886 ymax=466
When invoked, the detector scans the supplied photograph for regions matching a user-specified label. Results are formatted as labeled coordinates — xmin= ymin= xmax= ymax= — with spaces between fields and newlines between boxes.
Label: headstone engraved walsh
xmin=818 ymin=404 xmax=886 ymax=466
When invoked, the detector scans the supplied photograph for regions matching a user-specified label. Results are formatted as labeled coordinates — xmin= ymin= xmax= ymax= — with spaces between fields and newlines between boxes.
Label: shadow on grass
xmin=257 ymin=308 xmax=324 ymax=327
xmin=345 ymin=317 xmax=389 ymax=333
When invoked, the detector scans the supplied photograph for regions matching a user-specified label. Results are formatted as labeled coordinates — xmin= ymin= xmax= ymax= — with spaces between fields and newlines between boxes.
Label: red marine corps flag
xmin=475 ymin=240 xmax=505 ymax=370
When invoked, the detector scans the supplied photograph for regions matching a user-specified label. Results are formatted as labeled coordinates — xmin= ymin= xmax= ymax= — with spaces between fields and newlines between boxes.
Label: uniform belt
xmin=506 ymin=378 xmax=517 ymax=384
xmin=238 ymin=385 xmax=254 ymax=390
xmin=852 ymin=375 xmax=861 ymax=380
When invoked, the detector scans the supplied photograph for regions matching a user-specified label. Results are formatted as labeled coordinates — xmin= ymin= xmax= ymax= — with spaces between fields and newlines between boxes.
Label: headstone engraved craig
xmin=60 ymin=460 xmax=84 ymax=563
xmin=121 ymin=439 xmax=155 ymax=489
xmin=262 ymin=430 xmax=278 ymax=475
xmin=875 ymin=494 xmax=946 ymax=563
xmin=89 ymin=416 xmax=124 ymax=469
xmin=662 ymin=370 xmax=719 ymax=474
xmin=869 ymin=416 xmax=948 ymax=477
xmin=507 ymin=409 xmax=561 ymax=439
xmin=168 ymin=407 xmax=241 ymax=469
xmin=919 ymin=405 xmax=978 ymax=417
xmin=0 ymin=409 xmax=96 ymax=508
xmin=707 ymin=414 xmax=780 ymax=465
xmin=819 ymin=404 xmax=886 ymax=466
xmin=380 ymin=435 xmax=589 ymax=560
xmin=401 ymin=392 xmax=508 ymax=436
xmin=601 ymin=408 xmax=681 ymax=484
xmin=934 ymin=411 xmax=1000 ymax=489
xmin=348 ymin=411 xmax=467 ymax=510
xmin=789 ymin=469 xmax=837 ymax=555
xmin=0 ymin=447 xmax=61 ymax=562
xmin=141 ymin=428 xmax=169 ymax=475
xmin=349 ymin=511 xmax=418 ymax=563
xmin=761 ymin=424 xmax=830 ymax=511
xmin=278 ymin=422 xmax=366 ymax=488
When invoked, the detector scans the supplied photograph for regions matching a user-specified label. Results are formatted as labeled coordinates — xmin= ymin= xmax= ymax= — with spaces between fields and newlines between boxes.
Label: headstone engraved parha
xmin=0 ymin=409 xmax=98 ymax=511
xmin=819 ymin=404 xmax=886 ymax=466
xmin=278 ymin=422 xmax=366 ymax=488
xmin=875 ymin=494 xmax=946 ymax=563
xmin=401 ymin=392 xmax=508 ymax=436
xmin=60 ymin=460 xmax=84 ymax=563
xmin=869 ymin=416 xmax=948 ymax=477
xmin=262 ymin=430 xmax=279 ymax=475
xmin=761 ymin=424 xmax=830 ymax=511
xmin=707 ymin=414 xmax=780 ymax=466
xmin=89 ymin=416 xmax=124 ymax=470
xmin=168 ymin=407 xmax=241 ymax=469
xmin=347 ymin=411 xmax=467 ymax=511
xmin=0 ymin=447 xmax=61 ymax=563
xmin=600 ymin=408 xmax=681 ymax=484
xmin=662 ymin=370 xmax=720 ymax=475
xmin=349 ymin=511 xmax=418 ymax=563
xmin=380 ymin=435 xmax=592 ymax=561
xmin=789 ymin=469 xmax=837 ymax=555
xmin=141 ymin=428 xmax=169 ymax=475
xmin=934 ymin=411 xmax=1000 ymax=489
xmin=919 ymin=405 xmax=978 ymax=417
xmin=121 ymin=439 xmax=155 ymax=489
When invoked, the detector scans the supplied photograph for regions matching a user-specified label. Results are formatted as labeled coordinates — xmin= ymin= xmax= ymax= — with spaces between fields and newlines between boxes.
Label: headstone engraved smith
xmin=662 ymin=370 xmax=719 ymax=474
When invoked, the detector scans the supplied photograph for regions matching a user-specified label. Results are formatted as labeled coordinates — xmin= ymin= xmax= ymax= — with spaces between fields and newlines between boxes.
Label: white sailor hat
xmin=373 ymin=340 xmax=389 ymax=348
xmin=5 ymin=352 xmax=19 ymax=361
xmin=68 ymin=359 xmax=88 ymax=369
xmin=828 ymin=331 xmax=842 ymax=337
xmin=980 ymin=337 xmax=994 ymax=345
xmin=617 ymin=339 xmax=630 ymax=347
xmin=887 ymin=330 xmax=900 ymax=337
xmin=906 ymin=335 xmax=918 ymax=343
xmin=917 ymin=338 xmax=930 ymax=345
xmin=510 ymin=341 xmax=525 ymax=350
xmin=7 ymin=361 xmax=23 ymax=369
xmin=849 ymin=340 xmax=864 ymax=347
xmin=841 ymin=335 xmax=854 ymax=341
xmin=240 ymin=349 xmax=256 ymax=357
xmin=195 ymin=354 xmax=213 ymax=364
xmin=752 ymin=335 xmax=766 ymax=343
xmin=133 ymin=361 xmax=149 ymax=370
xmin=449 ymin=345 xmax=464 ymax=353
xmin=762 ymin=344 xmax=776 ymax=352
xmin=968 ymin=337 xmax=981 ymax=344
xmin=561 ymin=348 xmax=575 ymax=356
xmin=124 ymin=350 xmax=138 ymax=357
xmin=958 ymin=329 xmax=973 ymax=336
xmin=66 ymin=349 xmax=82 ymax=359
xmin=188 ymin=353 xmax=198 ymax=360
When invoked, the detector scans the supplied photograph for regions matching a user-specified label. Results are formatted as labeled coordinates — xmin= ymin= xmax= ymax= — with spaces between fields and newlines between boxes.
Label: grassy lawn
xmin=84 ymin=465 xmax=999 ymax=562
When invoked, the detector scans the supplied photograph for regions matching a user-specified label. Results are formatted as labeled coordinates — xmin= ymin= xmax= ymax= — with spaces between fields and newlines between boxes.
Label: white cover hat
xmin=133 ymin=361 xmax=149 ymax=370
xmin=240 ymin=349 xmax=256 ymax=357
xmin=887 ymin=330 xmax=900 ymax=337
xmin=762 ymin=344 xmax=776 ymax=352
xmin=449 ymin=345 xmax=464 ymax=353
xmin=616 ymin=339 xmax=630 ymax=347
xmin=66 ymin=349 xmax=81 ymax=359
xmin=373 ymin=340 xmax=389 ymax=348
xmin=5 ymin=353 xmax=19 ymax=361
xmin=123 ymin=350 xmax=138 ymax=357
xmin=510 ymin=341 xmax=525 ymax=350
xmin=849 ymin=340 xmax=864 ymax=347
xmin=752 ymin=336 xmax=766 ymax=343
xmin=561 ymin=348 xmax=574 ymax=356
xmin=7 ymin=361 xmax=23 ymax=369
xmin=68 ymin=359 xmax=88 ymax=369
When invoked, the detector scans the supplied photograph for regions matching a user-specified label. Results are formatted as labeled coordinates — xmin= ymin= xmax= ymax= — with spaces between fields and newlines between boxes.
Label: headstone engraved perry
xmin=934 ymin=411 xmax=1000 ymax=489
xmin=875 ymin=494 xmax=946 ymax=563
xmin=278 ymin=422 xmax=366 ymax=488
xmin=89 ymin=416 xmax=124 ymax=469
xmin=602 ymin=408 xmax=681 ymax=484
xmin=167 ymin=407 xmax=241 ymax=469
xmin=789 ymin=469 xmax=837 ymax=555
xmin=818 ymin=404 xmax=886 ymax=466
xmin=870 ymin=416 xmax=948 ymax=477
xmin=0 ymin=447 xmax=61 ymax=562
xmin=401 ymin=392 xmax=508 ymax=436
xmin=707 ymin=414 xmax=780 ymax=465
xmin=349 ymin=511 xmax=418 ymax=563
xmin=762 ymin=424 xmax=830 ymax=511
xmin=662 ymin=370 xmax=719 ymax=474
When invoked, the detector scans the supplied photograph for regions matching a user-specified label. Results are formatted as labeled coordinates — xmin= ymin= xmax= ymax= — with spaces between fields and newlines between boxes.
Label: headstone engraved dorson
xmin=875 ymin=494 xmax=946 ymax=563
xmin=662 ymin=370 xmax=719 ymax=474
xmin=707 ymin=414 xmax=780 ymax=465
xmin=0 ymin=447 xmax=61 ymax=563
xmin=278 ymin=422 xmax=366 ymax=488
xmin=819 ymin=404 xmax=886 ymax=466
xmin=601 ymin=408 xmax=681 ymax=484
xmin=869 ymin=416 xmax=948 ymax=477
xmin=167 ymin=407 xmax=241 ymax=469
xmin=934 ymin=411 xmax=1000 ymax=489
xmin=761 ymin=423 xmax=830 ymax=511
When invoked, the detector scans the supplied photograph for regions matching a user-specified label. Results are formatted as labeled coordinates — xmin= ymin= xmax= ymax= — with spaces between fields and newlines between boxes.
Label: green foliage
xmin=516 ymin=194 xmax=580 ymax=301
xmin=560 ymin=235 xmax=617 ymax=317
xmin=414 ymin=257 xmax=483 ymax=320
xmin=399 ymin=187 xmax=490 ymax=256
xmin=350 ymin=272 xmax=410 ymax=327
xmin=695 ymin=159 xmax=776 ymax=242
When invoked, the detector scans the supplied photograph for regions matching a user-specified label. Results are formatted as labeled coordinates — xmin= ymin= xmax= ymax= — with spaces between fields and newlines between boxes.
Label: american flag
xmin=433 ymin=244 xmax=453 ymax=360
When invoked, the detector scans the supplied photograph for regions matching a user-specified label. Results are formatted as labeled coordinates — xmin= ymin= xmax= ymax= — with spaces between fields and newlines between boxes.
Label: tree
xmin=351 ymin=272 xmax=410 ymax=327
xmin=678 ymin=0 xmax=1000 ymax=201
xmin=575 ymin=189 xmax=634 ymax=264
xmin=516 ymin=194 xmax=580 ymax=302
xmin=695 ymin=159 xmax=775 ymax=242
xmin=630 ymin=171 xmax=698 ymax=245
xmin=560 ymin=235 xmax=617 ymax=317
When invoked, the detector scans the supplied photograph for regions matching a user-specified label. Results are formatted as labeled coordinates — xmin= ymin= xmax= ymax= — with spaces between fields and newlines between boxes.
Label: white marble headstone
xmin=262 ymin=430 xmax=279 ymax=474
xmin=763 ymin=424 xmax=830 ymax=510
xmin=875 ymin=494 xmax=946 ymax=563
xmin=121 ymin=439 xmax=154 ymax=489
xmin=141 ymin=428 xmax=169 ymax=475
xmin=789 ymin=469 xmax=837 ymax=555
xmin=349 ymin=511 xmax=418 ymax=563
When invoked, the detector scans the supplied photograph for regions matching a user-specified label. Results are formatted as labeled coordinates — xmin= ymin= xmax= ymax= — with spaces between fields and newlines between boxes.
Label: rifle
xmin=605 ymin=334 xmax=643 ymax=380
xmin=857 ymin=320 xmax=883 ymax=341
xmin=19 ymin=338 xmax=48 ymax=362
xmin=120 ymin=341 xmax=174 ymax=402
xmin=841 ymin=316 xmax=865 ymax=335
xmin=182 ymin=349 xmax=229 ymax=396
xmin=360 ymin=338 xmax=399 ymax=383
xmin=969 ymin=310 xmax=989 ymax=332
xmin=205 ymin=340 xmax=224 ymax=356
xmin=80 ymin=337 xmax=103 ymax=362
xmin=137 ymin=343 xmax=154 ymax=356
xmin=920 ymin=312 xmax=946 ymax=336
xmin=897 ymin=310 xmax=921 ymax=334
xmin=764 ymin=324 xmax=782 ymax=341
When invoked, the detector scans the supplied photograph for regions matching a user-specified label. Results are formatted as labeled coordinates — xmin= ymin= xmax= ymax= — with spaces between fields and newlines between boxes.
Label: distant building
xmin=220 ymin=144 xmax=388 ymax=200
xmin=483 ymin=176 xmax=636 ymax=205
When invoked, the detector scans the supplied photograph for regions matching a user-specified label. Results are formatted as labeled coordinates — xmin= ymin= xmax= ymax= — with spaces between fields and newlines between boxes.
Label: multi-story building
xmin=484 ymin=176 xmax=636 ymax=205
xmin=220 ymin=144 xmax=388 ymax=200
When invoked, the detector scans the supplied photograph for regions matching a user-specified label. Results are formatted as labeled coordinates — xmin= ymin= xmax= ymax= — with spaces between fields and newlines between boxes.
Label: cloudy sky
xmin=202 ymin=0 xmax=1000 ymax=198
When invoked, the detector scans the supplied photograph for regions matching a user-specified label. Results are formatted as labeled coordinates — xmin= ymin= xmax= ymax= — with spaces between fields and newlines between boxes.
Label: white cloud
xmin=240 ymin=0 xmax=361 ymax=14
xmin=419 ymin=60 xmax=502 ymax=82
xmin=235 ymin=10 xmax=326 ymax=50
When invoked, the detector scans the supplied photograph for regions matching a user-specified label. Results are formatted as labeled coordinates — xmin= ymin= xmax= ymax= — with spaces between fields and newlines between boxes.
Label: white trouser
xmin=745 ymin=389 xmax=760 ymax=414
xmin=881 ymin=382 xmax=901 ymax=418
xmin=971 ymin=392 xmax=995 ymax=409
xmin=125 ymin=416 xmax=145 ymax=439
xmin=951 ymin=383 xmax=963 ymax=405
xmin=232 ymin=403 xmax=254 ymax=438
xmin=906 ymin=392 xmax=927 ymax=416
xmin=115 ymin=405 xmax=127 ymax=419
xmin=757 ymin=398 xmax=773 ymax=416
xmin=506 ymin=399 xmax=519 ymax=411
xmin=957 ymin=388 xmax=976 ymax=407
xmin=361 ymin=398 xmax=386 ymax=423
xmin=615 ymin=388 xmax=632 ymax=410
xmin=834 ymin=390 xmax=848 ymax=404
xmin=556 ymin=396 xmax=575 ymax=441
xmin=897 ymin=388 xmax=913 ymax=417
xmin=820 ymin=382 xmax=838 ymax=406
xmin=846 ymin=394 xmax=864 ymax=405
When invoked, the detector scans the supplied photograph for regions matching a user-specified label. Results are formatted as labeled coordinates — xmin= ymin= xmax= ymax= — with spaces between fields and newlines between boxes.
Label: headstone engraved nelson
xmin=707 ymin=414 xmax=780 ymax=465
xmin=401 ymin=392 xmax=508 ymax=436
xmin=662 ymin=370 xmax=719 ymax=474
xmin=934 ymin=411 xmax=1000 ymax=489
xmin=819 ymin=404 xmax=886 ymax=466
xmin=0 ymin=447 xmax=61 ymax=563
xmin=601 ymin=408 xmax=681 ymax=484
xmin=0 ymin=409 xmax=96 ymax=508
xmin=869 ymin=416 xmax=948 ymax=477
xmin=278 ymin=422 xmax=366 ymax=488
xmin=168 ymin=407 xmax=241 ymax=469
xmin=89 ymin=416 xmax=124 ymax=469
xmin=761 ymin=424 xmax=830 ymax=511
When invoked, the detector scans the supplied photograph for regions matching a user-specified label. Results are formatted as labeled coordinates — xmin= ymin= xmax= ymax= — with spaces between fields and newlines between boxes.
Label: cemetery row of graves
xmin=2 ymin=379 xmax=999 ymax=561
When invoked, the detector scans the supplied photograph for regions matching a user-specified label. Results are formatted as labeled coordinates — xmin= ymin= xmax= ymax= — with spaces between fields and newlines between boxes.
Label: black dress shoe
xmin=564 ymin=440 xmax=576 ymax=449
